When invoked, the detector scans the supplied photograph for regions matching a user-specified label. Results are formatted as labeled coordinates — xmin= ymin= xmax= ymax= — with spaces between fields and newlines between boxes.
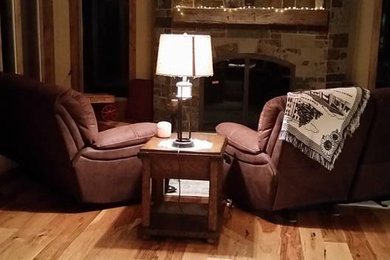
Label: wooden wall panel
xmin=348 ymin=0 xmax=382 ymax=90
xmin=11 ymin=0 xmax=23 ymax=74
xmin=53 ymin=0 xmax=71 ymax=88
xmin=135 ymin=0 xmax=154 ymax=80
xmin=368 ymin=0 xmax=382 ymax=90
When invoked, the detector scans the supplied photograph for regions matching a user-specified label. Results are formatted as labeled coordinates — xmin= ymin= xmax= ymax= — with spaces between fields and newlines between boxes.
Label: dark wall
xmin=21 ymin=0 xmax=40 ymax=80
xmin=0 ymin=0 xmax=15 ymax=73
xmin=377 ymin=0 xmax=390 ymax=88
xmin=83 ymin=0 xmax=129 ymax=96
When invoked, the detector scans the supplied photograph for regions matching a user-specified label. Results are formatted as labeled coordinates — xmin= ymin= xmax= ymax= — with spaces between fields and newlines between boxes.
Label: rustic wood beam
xmin=173 ymin=8 xmax=329 ymax=26
xmin=11 ymin=0 xmax=23 ymax=74
xmin=368 ymin=0 xmax=382 ymax=90
xmin=37 ymin=0 xmax=55 ymax=84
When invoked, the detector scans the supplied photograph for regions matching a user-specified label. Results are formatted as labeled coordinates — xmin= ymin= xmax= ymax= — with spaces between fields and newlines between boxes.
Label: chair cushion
xmin=94 ymin=122 xmax=157 ymax=149
xmin=216 ymin=122 xmax=260 ymax=154
xmin=57 ymin=89 xmax=98 ymax=144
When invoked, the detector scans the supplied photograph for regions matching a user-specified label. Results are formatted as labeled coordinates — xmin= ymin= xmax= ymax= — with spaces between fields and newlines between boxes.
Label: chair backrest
xmin=350 ymin=88 xmax=390 ymax=201
xmin=54 ymin=89 xmax=99 ymax=158
xmin=0 ymin=73 xmax=92 ymax=199
xmin=270 ymin=92 xmax=375 ymax=210
xmin=257 ymin=96 xmax=287 ymax=156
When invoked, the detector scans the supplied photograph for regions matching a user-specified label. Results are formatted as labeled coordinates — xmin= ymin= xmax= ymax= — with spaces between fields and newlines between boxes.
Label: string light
xmin=175 ymin=4 xmax=325 ymax=16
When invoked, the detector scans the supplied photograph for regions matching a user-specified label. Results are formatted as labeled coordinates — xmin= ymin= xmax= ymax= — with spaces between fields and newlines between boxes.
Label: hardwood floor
xmin=0 ymin=170 xmax=390 ymax=260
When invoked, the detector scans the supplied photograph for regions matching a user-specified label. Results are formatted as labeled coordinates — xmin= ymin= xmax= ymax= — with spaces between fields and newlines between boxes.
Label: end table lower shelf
xmin=139 ymin=201 xmax=223 ymax=242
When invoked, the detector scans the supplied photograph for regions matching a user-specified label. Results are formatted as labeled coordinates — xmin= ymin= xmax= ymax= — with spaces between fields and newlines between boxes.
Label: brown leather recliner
xmin=0 ymin=73 xmax=157 ymax=204
xmin=216 ymin=88 xmax=390 ymax=211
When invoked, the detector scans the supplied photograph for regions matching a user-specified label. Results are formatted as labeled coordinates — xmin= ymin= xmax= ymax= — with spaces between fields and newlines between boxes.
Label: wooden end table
xmin=137 ymin=133 xmax=227 ymax=243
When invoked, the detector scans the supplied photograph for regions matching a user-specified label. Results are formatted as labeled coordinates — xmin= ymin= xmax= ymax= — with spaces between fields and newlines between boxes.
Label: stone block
xmin=315 ymin=35 xmax=328 ymax=40
xmin=326 ymin=73 xmax=346 ymax=82
xmin=198 ymin=26 xmax=227 ymax=37
xmin=298 ymin=26 xmax=328 ymax=35
xmin=155 ymin=9 xmax=172 ymax=18
xmin=332 ymin=0 xmax=343 ymax=8
xmin=296 ymin=0 xmax=315 ymax=8
xmin=339 ymin=50 xmax=347 ymax=60
xmin=294 ymin=77 xmax=315 ymax=90
xmin=198 ymin=0 xmax=223 ymax=7
xmin=332 ymin=33 xmax=348 ymax=48
xmin=274 ymin=48 xmax=302 ymax=65
xmin=272 ymin=25 xmax=299 ymax=34
xmin=266 ymin=39 xmax=281 ymax=47
xmin=254 ymin=0 xmax=278 ymax=7
xmin=283 ymin=0 xmax=295 ymax=7
xmin=324 ymin=0 xmax=331 ymax=9
xmin=214 ymin=43 xmax=239 ymax=57
xmin=172 ymin=27 xmax=197 ymax=34
xmin=295 ymin=61 xmax=326 ymax=78
xmin=155 ymin=17 xmax=172 ymax=28
xmin=257 ymin=41 xmax=278 ymax=56
xmin=329 ymin=9 xmax=349 ymax=33
xmin=227 ymin=28 xmax=270 ymax=38
xmin=327 ymin=61 xmax=346 ymax=74
xmin=301 ymin=48 xmax=326 ymax=61
xmin=285 ymin=48 xmax=300 ymax=54
xmin=326 ymin=82 xmax=345 ymax=88
xmin=314 ymin=40 xmax=328 ymax=48
xmin=327 ymin=49 xmax=340 ymax=60
xmin=158 ymin=0 xmax=172 ymax=9
xmin=178 ymin=0 xmax=195 ymax=7
xmin=281 ymin=34 xmax=316 ymax=48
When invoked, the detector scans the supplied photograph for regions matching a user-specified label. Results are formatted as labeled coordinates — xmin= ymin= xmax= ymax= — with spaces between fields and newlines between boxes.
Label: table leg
xmin=141 ymin=158 xmax=151 ymax=227
xmin=152 ymin=178 xmax=164 ymax=204
xmin=209 ymin=160 xmax=219 ymax=231
xmin=217 ymin=158 xmax=224 ymax=216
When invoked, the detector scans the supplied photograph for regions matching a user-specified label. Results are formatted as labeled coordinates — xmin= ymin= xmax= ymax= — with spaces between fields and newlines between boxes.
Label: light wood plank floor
xmin=0 ymin=170 xmax=390 ymax=260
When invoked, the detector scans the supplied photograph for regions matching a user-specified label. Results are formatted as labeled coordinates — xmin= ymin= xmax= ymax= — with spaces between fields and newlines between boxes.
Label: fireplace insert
xmin=201 ymin=54 xmax=294 ymax=130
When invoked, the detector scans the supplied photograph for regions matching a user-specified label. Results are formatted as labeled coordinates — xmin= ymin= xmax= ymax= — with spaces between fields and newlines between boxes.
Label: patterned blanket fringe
xmin=280 ymin=131 xmax=334 ymax=171
xmin=280 ymin=87 xmax=371 ymax=171
xmin=346 ymin=87 xmax=371 ymax=136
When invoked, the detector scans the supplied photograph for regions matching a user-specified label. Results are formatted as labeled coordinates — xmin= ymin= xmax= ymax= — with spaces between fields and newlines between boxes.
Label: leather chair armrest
xmin=216 ymin=122 xmax=261 ymax=154
xmin=93 ymin=122 xmax=157 ymax=149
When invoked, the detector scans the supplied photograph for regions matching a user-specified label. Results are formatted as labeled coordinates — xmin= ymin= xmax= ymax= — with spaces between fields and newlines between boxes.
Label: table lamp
xmin=156 ymin=33 xmax=214 ymax=148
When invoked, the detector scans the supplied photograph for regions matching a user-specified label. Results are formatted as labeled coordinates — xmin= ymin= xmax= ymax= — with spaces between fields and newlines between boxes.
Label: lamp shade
xmin=156 ymin=34 xmax=214 ymax=78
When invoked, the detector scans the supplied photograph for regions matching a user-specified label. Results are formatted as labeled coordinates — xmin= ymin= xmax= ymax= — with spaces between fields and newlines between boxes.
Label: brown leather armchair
xmin=216 ymin=89 xmax=390 ymax=211
xmin=0 ymin=73 xmax=157 ymax=204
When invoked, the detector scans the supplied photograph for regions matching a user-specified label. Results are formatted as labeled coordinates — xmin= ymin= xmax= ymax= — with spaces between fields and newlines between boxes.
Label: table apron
xmin=149 ymin=155 xmax=222 ymax=180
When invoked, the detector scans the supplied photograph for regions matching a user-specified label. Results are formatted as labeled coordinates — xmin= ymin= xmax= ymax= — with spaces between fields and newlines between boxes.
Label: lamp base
xmin=172 ymin=138 xmax=194 ymax=148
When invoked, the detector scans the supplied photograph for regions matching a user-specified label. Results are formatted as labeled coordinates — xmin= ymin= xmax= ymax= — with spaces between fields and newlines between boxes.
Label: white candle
xmin=157 ymin=121 xmax=172 ymax=138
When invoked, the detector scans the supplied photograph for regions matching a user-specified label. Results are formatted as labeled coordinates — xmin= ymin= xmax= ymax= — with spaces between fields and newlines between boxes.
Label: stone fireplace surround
xmin=154 ymin=0 xmax=351 ymax=130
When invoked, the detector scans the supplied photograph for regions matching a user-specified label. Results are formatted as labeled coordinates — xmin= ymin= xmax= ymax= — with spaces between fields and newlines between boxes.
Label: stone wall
xmin=154 ymin=0 xmax=351 ymax=130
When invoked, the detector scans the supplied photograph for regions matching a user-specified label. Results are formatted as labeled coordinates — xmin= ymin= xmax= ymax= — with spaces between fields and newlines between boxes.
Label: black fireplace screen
xmin=201 ymin=56 xmax=293 ymax=130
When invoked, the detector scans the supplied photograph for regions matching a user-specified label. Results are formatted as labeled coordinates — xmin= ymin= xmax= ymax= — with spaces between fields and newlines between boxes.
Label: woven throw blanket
xmin=279 ymin=87 xmax=370 ymax=170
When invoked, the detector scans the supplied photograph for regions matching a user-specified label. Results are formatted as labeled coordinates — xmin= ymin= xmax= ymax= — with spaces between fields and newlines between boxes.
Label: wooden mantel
xmin=173 ymin=8 xmax=329 ymax=26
